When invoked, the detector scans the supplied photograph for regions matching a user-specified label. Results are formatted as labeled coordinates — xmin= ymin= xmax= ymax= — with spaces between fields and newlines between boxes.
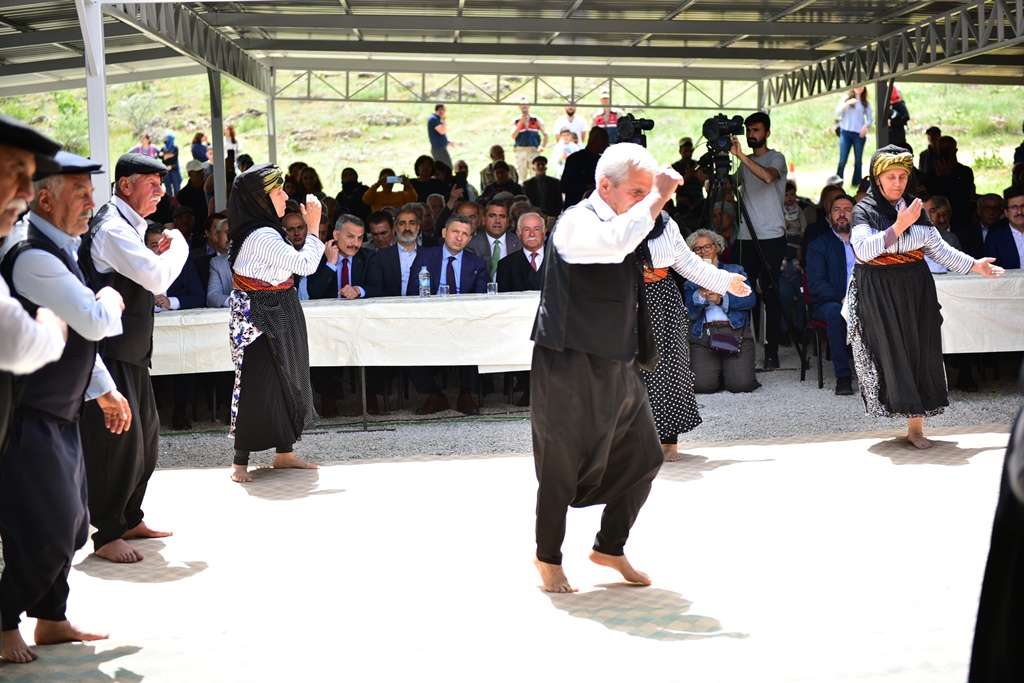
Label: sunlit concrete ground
xmin=0 ymin=425 xmax=1011 ymax=682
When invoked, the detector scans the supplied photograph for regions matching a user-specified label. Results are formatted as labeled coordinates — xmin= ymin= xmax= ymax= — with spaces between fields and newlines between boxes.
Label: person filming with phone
xmin=361 ymin=167 xmax=419 ymax=213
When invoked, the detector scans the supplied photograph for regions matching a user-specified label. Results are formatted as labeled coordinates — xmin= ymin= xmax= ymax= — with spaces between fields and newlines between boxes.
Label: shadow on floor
xmin=657 ymin=454 xmax=773 ymax=483
xmin=546 ymin=584 xmax=748 ymax=641
xmin=0 ymin=644 xmax=143 ymax=682
xmin=241 ymin=468 xmax=346 ymax=501
xmin=868 ymin=436 xmax=1004 ymax=466
xmin=73 ymin=541 xmax=206 ymax=584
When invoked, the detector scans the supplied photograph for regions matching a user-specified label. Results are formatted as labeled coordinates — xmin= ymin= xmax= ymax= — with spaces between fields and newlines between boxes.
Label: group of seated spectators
xmin=150 ymin=121 xmax=1024 ymax=424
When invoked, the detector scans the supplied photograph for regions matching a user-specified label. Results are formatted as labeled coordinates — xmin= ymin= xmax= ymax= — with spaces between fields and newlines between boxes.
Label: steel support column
xmin=208 ymin=68 xmax=226 ymax=212
xmin=875 ymin=80 xmax=891 ymax=148
xmin=75 ymin=0 xmax=110 ymax=204
xmin=266 ymin=68 xmax=277 ymax=165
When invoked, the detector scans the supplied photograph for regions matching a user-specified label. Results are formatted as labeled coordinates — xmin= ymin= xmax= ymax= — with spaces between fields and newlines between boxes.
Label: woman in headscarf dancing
xmin=848 ymin=145 xmax=1003 ymax=449
xmin=227 ymin=164 xmax=325 ymax=482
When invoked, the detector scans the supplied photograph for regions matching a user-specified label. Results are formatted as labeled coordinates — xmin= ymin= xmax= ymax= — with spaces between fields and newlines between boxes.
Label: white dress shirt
xmin=398 ymin=245 xmax=418 ymax=295
xmin=524 ymin=246 xmax=544 ymax=271
xmin=0 ymin=277 xmax=64 ymax=374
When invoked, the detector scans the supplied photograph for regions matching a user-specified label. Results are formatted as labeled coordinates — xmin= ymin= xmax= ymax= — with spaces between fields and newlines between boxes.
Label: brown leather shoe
xmin=365 ymin=393 xmax=380 ymax=415
xmin=415 ymin=393 xmax=449 ymax=415
xmin=456 ymin=393 xmax=480 ymax=415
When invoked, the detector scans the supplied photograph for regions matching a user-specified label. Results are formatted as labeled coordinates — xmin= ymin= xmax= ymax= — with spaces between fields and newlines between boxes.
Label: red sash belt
xmin=863 ymin=249 xmax=924 ymax=266
xmin=232 ymin=273 xmax=294 ymax=291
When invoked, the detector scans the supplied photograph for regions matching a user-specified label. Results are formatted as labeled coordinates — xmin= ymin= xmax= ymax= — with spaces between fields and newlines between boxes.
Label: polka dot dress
xmin=640 ymin=276 xmax=702 ymax=443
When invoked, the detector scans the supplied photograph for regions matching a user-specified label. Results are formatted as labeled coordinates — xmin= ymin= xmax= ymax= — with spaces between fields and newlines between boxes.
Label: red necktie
xmin=447 ymin=256 xmax=457 ymax=294
xmin=530 ymin=252 xmax=538 ymax=271
xmin=341 ymin=257 xmax=350 ymax=290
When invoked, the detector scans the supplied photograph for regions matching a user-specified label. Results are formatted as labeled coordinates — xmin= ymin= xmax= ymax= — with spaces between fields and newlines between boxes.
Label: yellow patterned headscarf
xmin=261 ymin=166 xmax=284 ymax=194
xmin=872 ymin=150 xmax=913 ymax=179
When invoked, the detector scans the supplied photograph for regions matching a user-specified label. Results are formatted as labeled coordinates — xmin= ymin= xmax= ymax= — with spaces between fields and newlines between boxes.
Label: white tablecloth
xmin=933 ymin=269 xmax=1024 ymax=354
xmin=151 ymin=291 xmax=541 ymax=376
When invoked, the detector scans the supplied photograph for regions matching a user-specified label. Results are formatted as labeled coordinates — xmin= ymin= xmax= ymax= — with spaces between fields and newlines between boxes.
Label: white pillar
xmin=266 ymin=68 xmax=277 ymax=166
xmin=75 ymin=0 xmax=110 ymax=205
xmin=208 ymin=68 xmax=226 ymax=212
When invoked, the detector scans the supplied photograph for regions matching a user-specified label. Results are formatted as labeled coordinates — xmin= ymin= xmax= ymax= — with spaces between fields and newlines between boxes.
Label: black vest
xmin=531 ymin=199 xmax=659 ymax=370
xmin=79 ymin=202 xmax=155 ymax=367
xmin=0 ymin=223 xmax=96 ymax=423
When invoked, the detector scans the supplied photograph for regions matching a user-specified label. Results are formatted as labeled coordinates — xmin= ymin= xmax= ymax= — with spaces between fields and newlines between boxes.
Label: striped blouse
xmin=851 ymin=221 xmax=975 ymax=275
xmin=232 ymin=227 xmax=325 ymax=285
xmin=647 ymin=218 xmax=735 ymax=295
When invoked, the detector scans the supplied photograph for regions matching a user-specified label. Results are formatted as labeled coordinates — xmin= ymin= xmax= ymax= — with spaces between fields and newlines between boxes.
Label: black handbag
xmin=704 ymin=311 xmax=741 ymax=355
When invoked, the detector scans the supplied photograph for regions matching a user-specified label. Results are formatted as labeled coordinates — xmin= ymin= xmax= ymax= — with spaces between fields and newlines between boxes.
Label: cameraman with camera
xmin=729 ymin=111 xmax=789 ymax=370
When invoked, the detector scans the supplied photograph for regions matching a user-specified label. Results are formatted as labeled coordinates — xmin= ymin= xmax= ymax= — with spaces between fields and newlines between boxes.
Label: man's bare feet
xmin=907 ymin=433 xmax=933 ymax=449
xmin=272 ymin=452 xmax=318 ymax=470
xmin=589 ymin=550 xmax=652 ymax=585
xmin=534 ymin=557 xmax=578 ymax=593
xmin=33 ymin=619 xmax=108 ymax=646
xmin=94 ymin=538 xmax=144 ymax=563
xmin=662 ymin=444 xmax=682 ymax=462
xmin=122 ymin=521 xmax=172 ymax=539
xmin=230 ymin=465 xmax=253 ymax=483
xmin=1 ymin=629 xmax=38 ymax=663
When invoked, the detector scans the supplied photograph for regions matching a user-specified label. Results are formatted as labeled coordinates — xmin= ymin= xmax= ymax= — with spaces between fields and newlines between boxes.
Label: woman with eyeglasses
xmin=683 ymin=229 xmax=759 ymax=394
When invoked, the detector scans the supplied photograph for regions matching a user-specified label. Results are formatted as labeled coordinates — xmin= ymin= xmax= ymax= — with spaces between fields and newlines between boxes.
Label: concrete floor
xmin=0 ymin=425 xmax=1010 ymax=683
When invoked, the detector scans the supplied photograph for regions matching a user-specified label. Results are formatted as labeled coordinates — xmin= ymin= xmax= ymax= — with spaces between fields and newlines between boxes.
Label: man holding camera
xmin=730 ymin=111 xmax=789 ymax=370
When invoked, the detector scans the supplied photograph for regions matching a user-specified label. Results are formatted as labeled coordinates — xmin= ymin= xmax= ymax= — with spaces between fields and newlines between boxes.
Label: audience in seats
xmin=960 ymin=193 xmax=1007 ymax=259
xmin=189 ymin=212 xmax=225 ymax=293
xmin=480 ymin=145 xmax=519 ymax=189
xmin=335 ymin=167 xmax=370 ymax=220
xmin=805 ymin=194 xmax=857 ymax=396
xmin=365 ymin=211 xmax=395 ymax=252
xmin=409 ymin=155 xmax=450 ymax=204
xmin=922 ymin=135 xmax=975 ymax=226
xmin=362 ymin=168 xmax=418 ymax=213
xmin=177 ymin=160 xmax=209 ymax=235
xmin=406 ymin=214 xmax=488 ymax=415
xmin=479 ymin=161 xmax=524 ymax=205
xmin=985 ymin=187 xmax=1024 ymax=270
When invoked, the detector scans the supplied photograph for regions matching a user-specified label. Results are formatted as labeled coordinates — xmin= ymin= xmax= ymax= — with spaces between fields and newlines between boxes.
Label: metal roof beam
xmin=0 ymin=64 xmax=208 ymax=97
xmin=103 ymin=2 xmax=270 ymax=93
xmin=0 ymin=21 xmax=137 ymax=48
xmin=0 ymin=47 xmax=176 ymax=77
xmin=241 ymin=38 xmax=821 ymax=62
xmin=763 ymin=0 xmax=1024 ymax=106
xmin=203 ymin=13 xmax=886 ymax=38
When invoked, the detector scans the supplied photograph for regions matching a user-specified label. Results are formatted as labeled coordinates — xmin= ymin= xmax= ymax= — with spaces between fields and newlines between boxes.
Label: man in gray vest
xmin=78 ymin=154 xmax=189 ymax=564
xmin=530 ymin=143 xmax=750 ymax=593
xmin=0 ymin=152 xmax=129 ymax=663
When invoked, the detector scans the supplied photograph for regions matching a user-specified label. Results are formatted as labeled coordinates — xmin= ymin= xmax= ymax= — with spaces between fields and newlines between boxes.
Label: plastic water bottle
xmin=418 ymin=266 xmax=431 ymax=297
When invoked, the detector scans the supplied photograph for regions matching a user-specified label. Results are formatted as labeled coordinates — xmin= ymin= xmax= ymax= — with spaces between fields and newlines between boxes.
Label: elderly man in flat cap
xmin=0 ymin=114 xmax=67 ymax=453
xmin=0 ymin=151 xmax=130 ymax=663
xmin=78 ymin=153 xmax=188 ymax=564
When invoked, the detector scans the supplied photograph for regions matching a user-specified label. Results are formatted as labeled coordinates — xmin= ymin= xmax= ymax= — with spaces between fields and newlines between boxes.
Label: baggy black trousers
xmin=0 ymin=416 xmax=90 ymax=629
xmin=531 ymin=345 xmax=663 ymax=565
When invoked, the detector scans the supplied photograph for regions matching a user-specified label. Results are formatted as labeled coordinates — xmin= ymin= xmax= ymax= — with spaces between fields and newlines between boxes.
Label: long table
xmin=151 ymin=291 xmax=541 ymax=376
xmin=151 ymin=271 xmax=1024 ymax=376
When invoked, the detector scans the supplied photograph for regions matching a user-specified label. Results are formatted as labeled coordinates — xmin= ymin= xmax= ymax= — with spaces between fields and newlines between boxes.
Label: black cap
xmin=172 ymin=204 xmax=194 ymax=218
xmin=35 ymin=151 xmax=104 ymax=180
xmin=0 ymin=113 xmax=61 ymax=179
xmin=115 ymin=153 xmax=168 ymax=180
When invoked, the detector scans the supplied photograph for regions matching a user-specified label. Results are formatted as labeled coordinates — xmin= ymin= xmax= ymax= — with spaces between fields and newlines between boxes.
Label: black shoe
xmin=778 ymin=331 xmax=792 ymax=347
xmin=835 ymin=377 xmax=854 ymax=396
xmin=763 ymin=355 xmax=780 ymax=371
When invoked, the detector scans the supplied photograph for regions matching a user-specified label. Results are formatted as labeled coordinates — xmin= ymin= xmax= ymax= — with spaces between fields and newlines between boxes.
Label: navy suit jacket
xmin=167 ymin=258 xmax=206 ymax=309
xmin=405 ymin=247 xmax=488 ymax=296
xmin=307 ymin=248 xmax=371 ymax=299
xmin=806 ymin=229 xmax=849 ymax=306
xmin=985 ymin=226 xmax=1022 ymax=270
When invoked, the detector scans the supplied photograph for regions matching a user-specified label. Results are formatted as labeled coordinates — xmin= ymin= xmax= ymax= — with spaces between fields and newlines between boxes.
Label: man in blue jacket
xmin=406 ymin=214 xmax=488 ymax=414
xmin=985 ymin=187 xmax=1024 ymax=270
xmin=806 ymin=194 xmax=857 ymax=395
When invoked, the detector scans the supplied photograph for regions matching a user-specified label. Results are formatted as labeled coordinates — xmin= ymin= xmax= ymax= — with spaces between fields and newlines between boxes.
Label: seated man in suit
xmin=496 ymin=211 xmax=546 ymax=406
xmin=366 ymin=210 xmax=394 ymax=252
xmin=479 ymin=161 xmax=524 ymax=205
xmin=805 ymin=194 xmax=857 ymax=396
xmin=406 ymin=214 xmax=488 ymax=415
xmin=985 ymin=187 xmax=1024 ymax=270
xmin=958 ymin=193 xmax=1007 ymax=259
xmin=188 ymin=212 xmax=226 ymax=292
xmin=366 ymin=207 xmax=423 ymax=298
xmin=306 ymin=214 xmax=371 ymax=416
xmin=465 ymin=200 xmax=523 ymax=282
xmin=523 ymin=156 xmax=563 ymax=218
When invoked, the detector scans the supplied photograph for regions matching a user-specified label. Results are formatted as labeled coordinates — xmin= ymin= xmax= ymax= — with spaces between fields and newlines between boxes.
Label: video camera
xmin=697 ymin=113 xmax=744 ymax=184
xmin=616 ymin=113 xmax=655 ymax=147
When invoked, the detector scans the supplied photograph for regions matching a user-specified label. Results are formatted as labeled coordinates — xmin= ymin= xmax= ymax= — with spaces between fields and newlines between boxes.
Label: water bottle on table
xmin=418 ymin=266 xmax=431 ymax=297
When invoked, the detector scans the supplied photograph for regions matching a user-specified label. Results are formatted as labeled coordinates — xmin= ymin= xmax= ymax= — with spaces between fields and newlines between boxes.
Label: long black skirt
xmin=848 ymin=259 xmax=948 ymax=418
xmin=639 ymin=276 xmax=702 ymax=443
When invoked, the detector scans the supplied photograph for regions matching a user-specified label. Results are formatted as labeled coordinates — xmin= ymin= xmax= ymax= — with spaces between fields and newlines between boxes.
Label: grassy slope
xmin=2 ymin=75 xmax=1020 ymax=199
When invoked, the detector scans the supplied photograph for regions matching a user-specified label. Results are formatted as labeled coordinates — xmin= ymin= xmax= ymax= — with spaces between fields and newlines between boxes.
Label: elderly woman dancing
xmin=227 ymin=164 xmax=325 ymax=482
xmin=848 ymin=145 xmax=1004 ymax=449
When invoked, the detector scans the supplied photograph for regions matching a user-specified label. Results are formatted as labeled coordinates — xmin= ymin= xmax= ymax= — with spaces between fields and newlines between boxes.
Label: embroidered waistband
xmin=862 ymin=249 xmax=924 ymax=266
xmin=232 ymin=273 xmax=294 ymax=291
xmin=643 ymin=267 xmax=670 ymax=283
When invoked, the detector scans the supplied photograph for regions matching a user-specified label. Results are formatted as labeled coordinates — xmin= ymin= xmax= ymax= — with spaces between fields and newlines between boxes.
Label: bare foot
xmin=230 ymin=465 xmax=253 ymax=483
xmin=907 ymin=433 xmax=933 ymax=449
xmin=589 ymin=550 xmax=652 ymax=585
xmin=662 ymin=444 xmax=682 ymax=462
xmin=33 ymin=619 xmax=108 ymax=646
xmin=1 ymin=629 xmax=38 ymax=663
xmin=534 ymin=557 xmax=577 ymax=593
xmin=272 ymin=452 xmax=318 ymax=470
xmin=123 ymin=521 xmax=172 ymax=539
xmin=94 ymin=539 xmax=144 ymax=563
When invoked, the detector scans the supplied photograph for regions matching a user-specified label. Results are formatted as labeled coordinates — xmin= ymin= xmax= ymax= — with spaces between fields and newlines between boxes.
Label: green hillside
xmin=2 ymin=75 xmax=1020 ymax=199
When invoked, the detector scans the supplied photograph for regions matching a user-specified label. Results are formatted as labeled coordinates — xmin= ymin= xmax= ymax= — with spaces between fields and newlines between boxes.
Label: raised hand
xmin=893 ymin=197 xmax=923 ymax=234
xmin=299 ymin=195 xmax=322 ymax=233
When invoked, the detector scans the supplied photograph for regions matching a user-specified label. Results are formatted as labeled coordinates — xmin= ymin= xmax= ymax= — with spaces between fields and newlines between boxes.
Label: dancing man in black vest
xmin=78 ymin=154 xmax=189 ymax=563
xmin=0 ymin=152 xmax=130 ymax=663
xmin=531 ymin=143 xmax=750 ymax=592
